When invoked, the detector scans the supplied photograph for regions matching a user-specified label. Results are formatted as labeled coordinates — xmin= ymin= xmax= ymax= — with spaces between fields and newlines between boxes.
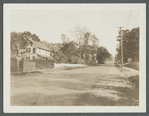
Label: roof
xmin=26 ymin=40 xmax=50 ymax=51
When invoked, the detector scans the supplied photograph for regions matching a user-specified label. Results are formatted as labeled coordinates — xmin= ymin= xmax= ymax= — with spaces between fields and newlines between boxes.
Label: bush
xmin=77 ymin=58 xmax=85 ymax=64
xmin=124 ymin=62 xmax=139 ymax=70
xmin=31 ymin=59 xmax=55 ymax=69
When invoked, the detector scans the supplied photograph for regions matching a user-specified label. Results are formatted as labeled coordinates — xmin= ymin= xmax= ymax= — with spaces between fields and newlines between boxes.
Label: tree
xmin=84 ymin=32 xmax=91 ymax=45
xmin=91 ymin=34 xmax=99 ymax=54
xmin=71 ymin=25 xmax=89 ymax=46
xmin=83 ymin=32 xmax=91 ymax=63
xmin=60 ymin=41 xmax=80 ymax=63
xmin=31 ymin=34 xmax=40 ymax=42
xmin=116 ymin=27 xmax=139 ymax=63
xmin=11 ymin=31 xmax=41 ymax=53
xmin=97 ymin=46 xmax=110 ymax=64
xmin=61 ymin=34 xmax=70 ymax=45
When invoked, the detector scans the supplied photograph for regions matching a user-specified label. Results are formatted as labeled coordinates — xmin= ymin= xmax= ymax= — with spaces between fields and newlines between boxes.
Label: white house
xmin=24 ymin=39 xmax=53 ymax=60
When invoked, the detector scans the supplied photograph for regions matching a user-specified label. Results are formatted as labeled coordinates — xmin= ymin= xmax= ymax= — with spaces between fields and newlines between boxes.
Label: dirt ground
xmin=11 ymin=64 xmax=139 ymax=106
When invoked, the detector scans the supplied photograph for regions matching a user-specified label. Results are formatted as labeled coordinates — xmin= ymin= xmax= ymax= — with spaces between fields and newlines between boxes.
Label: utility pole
xmin=118 ymin=27 xmax=123 ymax=68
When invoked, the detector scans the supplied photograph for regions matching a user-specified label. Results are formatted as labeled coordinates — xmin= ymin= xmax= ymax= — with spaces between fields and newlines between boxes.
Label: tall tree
xmin=61 ymin=34 xmax=70 ymax=45
xmin=116 ymin=27 xmax=139 ymax=63
xmin=11 ymin=31 xmax=41 ymax=52
xmin=91 ymin=34 xmax=99 ymax=53
xmin=83 ymin=32 xmax=91 ymax=63
xmin=97 ymin=46 xmax=110 ymax=64
xmin=71 ymin=25 xmax=88 ymax=46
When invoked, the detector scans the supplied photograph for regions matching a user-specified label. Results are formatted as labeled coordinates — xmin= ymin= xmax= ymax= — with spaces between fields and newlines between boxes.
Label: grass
xmin=11 ymin=66 xmax=88 ymax=76
xmin=124 ymin=62 xmax=139 ymax=70
xmin=11 ymin=71 xmax=44 ymax=76
xmin=115 ymin=62 xmax=139 ymax=70
xmin=60 ymin=66 xmax=87 ymax=70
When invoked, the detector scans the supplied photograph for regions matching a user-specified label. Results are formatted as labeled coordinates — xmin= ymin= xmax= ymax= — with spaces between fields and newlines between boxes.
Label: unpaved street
xmin=11 ymin=63 xmax=139 ymax=106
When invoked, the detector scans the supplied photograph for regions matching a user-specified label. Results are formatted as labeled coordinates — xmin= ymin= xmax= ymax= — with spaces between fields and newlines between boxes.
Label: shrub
xmin=77 ymin=58 xmax=85 ymax=64
xmin=31 ymin=59 xmax=55 ymax=69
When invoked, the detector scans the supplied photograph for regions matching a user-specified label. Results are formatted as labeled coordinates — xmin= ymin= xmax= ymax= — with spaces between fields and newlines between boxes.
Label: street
xmin=11 ymin=62 xmax=139 ymax=106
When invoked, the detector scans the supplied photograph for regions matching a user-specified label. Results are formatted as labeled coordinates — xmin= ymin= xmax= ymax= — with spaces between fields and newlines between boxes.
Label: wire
xmin=126 ymin=10 xmax=132 ymax=29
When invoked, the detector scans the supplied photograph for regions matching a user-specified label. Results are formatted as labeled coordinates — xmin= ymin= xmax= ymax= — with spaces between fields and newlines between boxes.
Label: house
xmin=11 ymin=49 xmax=25 ymax=57
xmin=24 ymin=39 xmax=53 ymax=60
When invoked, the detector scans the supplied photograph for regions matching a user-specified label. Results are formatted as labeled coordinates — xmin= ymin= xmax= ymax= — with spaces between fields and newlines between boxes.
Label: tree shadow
xmin=74 ymin=76 xmax=139 ymax=106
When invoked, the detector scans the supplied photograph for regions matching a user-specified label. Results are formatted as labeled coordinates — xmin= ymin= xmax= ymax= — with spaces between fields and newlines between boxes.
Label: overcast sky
xmin=10 ymin=4 xmax=139 ymax=56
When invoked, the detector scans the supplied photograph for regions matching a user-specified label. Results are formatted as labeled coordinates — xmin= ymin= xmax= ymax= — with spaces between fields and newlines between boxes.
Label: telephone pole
xmin=118 ymin=27 xmax=123 ymax=68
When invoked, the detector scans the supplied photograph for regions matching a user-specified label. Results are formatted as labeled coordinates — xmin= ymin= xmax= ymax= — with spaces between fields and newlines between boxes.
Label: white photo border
xmin=3 ymin=3 xmax=146 ymax=113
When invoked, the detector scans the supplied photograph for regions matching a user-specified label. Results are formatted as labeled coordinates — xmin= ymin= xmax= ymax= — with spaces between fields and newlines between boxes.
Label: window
xmin=26 ymin=48 xmax=29 ymax=53
xmin=30 ymin=42 xmax=33 ymax=46
xmin=26 ymin=48 xmax=31 ymax=53
xmin=33 ymin=48 xmax=36 ymax=53
xmin=29 ymin=48 xmax=31 ymax=53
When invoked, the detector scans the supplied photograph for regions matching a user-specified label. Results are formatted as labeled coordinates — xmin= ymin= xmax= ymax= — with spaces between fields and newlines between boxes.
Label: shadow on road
xmin=11 ymin=75 xmax=139 ymax=106
xmin=74 ymin=75 xmax=139 ymax=106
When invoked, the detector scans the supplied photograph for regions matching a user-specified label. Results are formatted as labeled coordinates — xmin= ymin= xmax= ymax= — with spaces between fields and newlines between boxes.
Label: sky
xmin=10 ymin=5 xmax=139 ymax=56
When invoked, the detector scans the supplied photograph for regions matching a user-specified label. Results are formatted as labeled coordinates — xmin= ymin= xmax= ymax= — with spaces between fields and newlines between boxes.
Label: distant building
xmin=24 ymin=40 xmax=53 ymax=60
xmin=11 ymin=39 xmax=54 ymax=72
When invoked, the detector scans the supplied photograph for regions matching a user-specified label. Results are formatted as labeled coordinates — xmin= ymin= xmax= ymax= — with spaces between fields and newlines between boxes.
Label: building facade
xmin=24 ymin=40 xmax=52 ymax=60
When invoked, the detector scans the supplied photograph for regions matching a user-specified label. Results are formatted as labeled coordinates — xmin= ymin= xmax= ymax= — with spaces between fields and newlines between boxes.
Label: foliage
xmin=69 ymin=25 xmax=100 ymax=64
xmin=31 ymin=59 xmax=54 ymax=69
xmin=60 ymin=41 xmax=80 ymax=63
xmin=11 ymin=31 xmax=40 ymax=52
xmin=42 ymin=41 xmax=66 ymax=63
xmin=11 ymin=25 xmax=110 ymax=65
xmin=42 ymin=41 xmax=62 ymax=52
xmin=61 ymin=34 xmax=70 ymax=45
xmin=97 ymin=46 xmax=111 ymax=64
xmin=116 ymin=27 xmax=139 ymax=62
xmin=124 ymin=62 xmax=139 ymax=70
xmin=70 ymin=24 xmax=88 ymax=46
xmin=61 ymin=41 xmax=79 ymax=56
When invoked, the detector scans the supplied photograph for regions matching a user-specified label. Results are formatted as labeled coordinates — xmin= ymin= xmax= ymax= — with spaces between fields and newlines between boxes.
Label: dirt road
xmin=11 ymin=63 xmax=139 ymax=106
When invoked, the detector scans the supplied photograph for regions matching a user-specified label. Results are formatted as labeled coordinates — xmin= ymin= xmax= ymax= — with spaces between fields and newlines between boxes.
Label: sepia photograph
xmin=3 ymin=4 xmax=146 ymax=113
